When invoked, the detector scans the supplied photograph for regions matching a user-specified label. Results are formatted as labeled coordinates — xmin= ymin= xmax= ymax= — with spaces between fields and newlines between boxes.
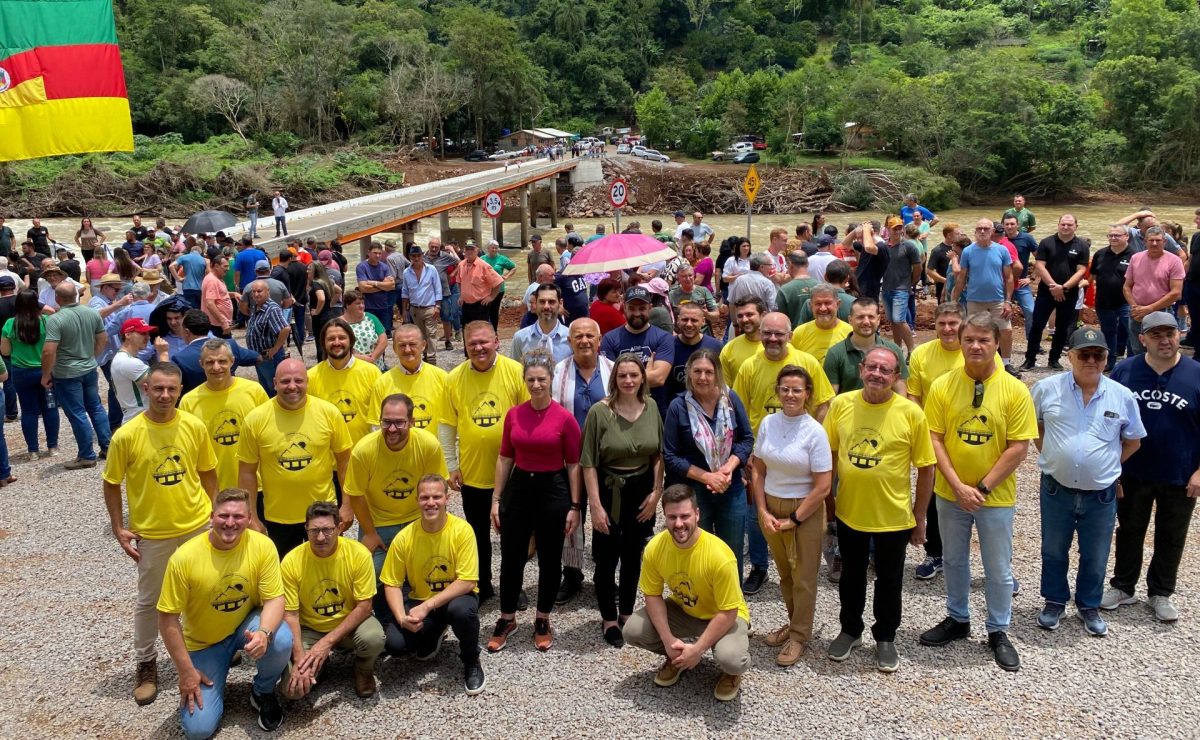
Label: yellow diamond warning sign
xmin=743 ymin=165 xmax=761 ymax=204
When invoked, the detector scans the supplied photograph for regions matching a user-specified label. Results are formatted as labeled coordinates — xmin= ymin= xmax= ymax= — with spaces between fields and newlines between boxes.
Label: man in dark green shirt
xmin=822 ymin=297 xmax=909 ymax=394
xmin=775 ymin=252 xmax=819 ymax=328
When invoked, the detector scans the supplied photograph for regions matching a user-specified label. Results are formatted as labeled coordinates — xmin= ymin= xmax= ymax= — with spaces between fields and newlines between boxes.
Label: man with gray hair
xmin=42 ymin=281 xmax=111 ymax=469
xmin=727 ymin=254 xmax=778 ymax=311
xmin=0 ymin=256 xmax=25 ymax=288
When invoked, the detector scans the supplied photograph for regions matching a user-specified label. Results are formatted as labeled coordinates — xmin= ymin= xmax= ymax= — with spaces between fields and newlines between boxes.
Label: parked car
xmin=464 ymin=149 xmax=488 ymax=162
xmin=752 ymin=139 xmax=768 ymax=150
xmin=616 ymin=143 xmax=631 ymax=154
xmin=733 ymin=151 xmax=760 ymax=164
xmin=641 ymin=149 xmax=670 ymax=163
xmin=711 ymin=150 xmax=728 ymax=161
xmin=488 ymin=149 xmax=512 ymax=160
xmin=729 ymin=141 xmax=754 ymax=154
xmin=630 ymin=145 xmax=648 ymax=157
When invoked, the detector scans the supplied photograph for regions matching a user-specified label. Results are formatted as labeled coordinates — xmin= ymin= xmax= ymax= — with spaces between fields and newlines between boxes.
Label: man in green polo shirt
xmin=822 ymin=297 xmax=909 ymax=395
xmin=1001 ymin=194 xmax=1036 ymax=234
xmin=798 ymin=260 xmax=855 ymax=324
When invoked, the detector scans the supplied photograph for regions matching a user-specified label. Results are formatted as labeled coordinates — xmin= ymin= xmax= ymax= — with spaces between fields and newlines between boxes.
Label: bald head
xmin=535 ymin=264 xmax=555 ymax=284
xmin=54 ymin=281 xmax=78 ymax=306
xmin=275 ymin=357 xmax=306 ymax=379
xmin=761 ymin=312 xmax=793 ymax=360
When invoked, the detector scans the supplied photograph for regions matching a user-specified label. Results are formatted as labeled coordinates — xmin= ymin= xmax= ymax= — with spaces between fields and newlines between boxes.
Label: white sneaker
xmin=1148 ymin=595 xmax=1179 ymax=623
xmin=1100 ymin=587 xmax=1137 ymax=611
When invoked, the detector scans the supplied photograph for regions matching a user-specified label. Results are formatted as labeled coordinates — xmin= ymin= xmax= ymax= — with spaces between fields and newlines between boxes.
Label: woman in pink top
xmin=489 ymin=350 xmax=582 ymax=653
xmin=84 ymin=253 xmax=113 ymax=288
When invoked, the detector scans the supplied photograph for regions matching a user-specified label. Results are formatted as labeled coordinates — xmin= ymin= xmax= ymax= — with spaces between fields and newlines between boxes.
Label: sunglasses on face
xmin=1075 ymin=350 xmax=1105 ymax=362
xmin=973 ymin=380 xmax=985 ymax=409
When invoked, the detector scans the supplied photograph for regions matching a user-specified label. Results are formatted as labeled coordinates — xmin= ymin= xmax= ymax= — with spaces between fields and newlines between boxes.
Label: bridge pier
xmin=439 ymin=212 xmax=450 ymax=243
xmin=472 ymin=204 xmax=483 ymax=248
xmin=400 ymin=222 xmax=417 ymax=249
xmin=358 ymin=235 xmax=371 ymax=262
xmin=549 ymin=179 xmax=558 ymax=229
xmin=520 ymin=186 xmax=530 ymax=249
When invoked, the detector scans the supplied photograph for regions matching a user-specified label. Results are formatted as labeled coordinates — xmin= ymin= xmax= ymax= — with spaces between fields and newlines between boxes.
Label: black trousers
xmin=499 ymin=467 xmax=570 ymax=615
xmin=385 ymin=594 xmax=479 ymax=664
xmin=591 ymin=470 xmax=655 ymax=622
xmin=460 ymin=485 xmax=495 ymax=594
xmin=264 ymin=519 xmax=306 ymax=558
xmin=837 ymin=519 xmax=911 ymax=642
xmin=461 ymin=300 xmax=490 ymax=327
xmin=924 ymin=495 xmax=942 ymax=558
xmin=1025 ymin=287 xmax=1079 ymax=364
xmin=487 ymin=293 xmax=504 ymax=331
xmin=1112 ymin=477 xmax=1197 ymax=597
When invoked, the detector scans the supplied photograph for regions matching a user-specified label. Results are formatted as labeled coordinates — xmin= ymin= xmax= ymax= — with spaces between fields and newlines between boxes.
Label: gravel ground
xmin=2 ymin=329 xmax=1199 ymax=739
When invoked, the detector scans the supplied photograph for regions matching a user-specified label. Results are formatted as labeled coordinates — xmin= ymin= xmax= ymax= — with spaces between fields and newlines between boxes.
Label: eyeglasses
xmin=776 ymin=386 xmax=808 ymax=396
xmin=973 ymin=380 xmax=985 ymax=409
xmin=760 ymin=330 xmax=789 ymax=338
xmin=380 ymin=418 xmax=410 ymax=429
xmin=861 ymin=363 xmax=895 ymax=375
xmin=305 ymin=526 xmax=337 ymax=538
xmin=1075 ymin=350 xmax=1106 ymax=362
xmin=974 ymin=227 xmax=991 ymax=232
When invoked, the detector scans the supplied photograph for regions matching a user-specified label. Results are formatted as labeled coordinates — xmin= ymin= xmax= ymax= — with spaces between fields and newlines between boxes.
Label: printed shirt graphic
xmin=157 ymin=530 xmax=283 ymax=651
xmin=444 ymin=355 xmax=528 ymax=488
xmin=732 ymin=346 xmax=835 ymax=433
xmin=281 ymin=538 xmax=376 ymax=633
xmin=364 ymin=362 xmax=448 ymax=430
xmin=237 ymin=396 xmax=352 ymax=524
xmin=344 ymin=428 xmax=448 ymax=526
xmin=380 ymin=514 xmax=479 ymax=602
xmin=823 ymin=390 xmax=936 ymax=532
xmin=924 ymin=367 xmax=1038 ymax=507
xmin=102 ymin=411 xmax=216 ymax=539
xmin=179 ymin=377 xmax=269 ymax=491
xmin=307 ymin=359 xmax=382 ymax=444
xmin=639 ymin=529 xmax=749 ymax=622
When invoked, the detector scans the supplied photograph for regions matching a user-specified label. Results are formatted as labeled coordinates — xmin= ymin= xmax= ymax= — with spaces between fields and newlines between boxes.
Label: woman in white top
xmin=749 ymin=364 xmax=833 ymax=667
xmin=720 ymin=238 xmax=753 ymax=286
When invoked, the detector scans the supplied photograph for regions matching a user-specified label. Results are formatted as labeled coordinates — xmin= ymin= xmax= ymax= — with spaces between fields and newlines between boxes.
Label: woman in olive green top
xmin=581 ymin=352 xmax=664 ymax=648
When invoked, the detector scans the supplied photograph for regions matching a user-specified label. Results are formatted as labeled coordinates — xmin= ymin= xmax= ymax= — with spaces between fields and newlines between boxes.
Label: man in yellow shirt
xmin=238 ymin=358 xmax=353 ymax=557
xmin=365 ymin=324 xmax=448 ymax=431
xmin=623 ymin=485 xmax=750 ymax=701
xmin=157 ymin=488 xmax=292 ymax=738
xmin=102 ymin=361 xmax=218 ymax=706
xmin=790 ymin=284 xmax=853 ymax=363
xmin=718 ymin=296 xmax=767 ymax=384
xmin=280 ymin=501 xmax=384 ymax=700
xmin=439 ymin=320 xmax=528 ymax=602
xmin=306 ymin=318 xmax=382 ymax=445
xmin=919 ymin=313 xmax=1037 ymax=673
xmin=823 ymin=346 xmax=935 ymax=672
xmin=381 ymin=474 xmax=485 ymax=695
xmin=180 ymin=340 xmax=269 ymax=492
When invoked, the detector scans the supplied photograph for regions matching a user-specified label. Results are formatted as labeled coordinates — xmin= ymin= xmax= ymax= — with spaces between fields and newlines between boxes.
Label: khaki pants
xmin=282 ymin=617 xmax=386 ymax=696
xmin=410 ymin=306 xmax=440 ymax=363
xmin=622 ymin=600 xmax=750 ymax=676
xmin=762 ymin=495 xmax=824 ymax=645
xmin=134 ymin=525 xmax=208 ymax=661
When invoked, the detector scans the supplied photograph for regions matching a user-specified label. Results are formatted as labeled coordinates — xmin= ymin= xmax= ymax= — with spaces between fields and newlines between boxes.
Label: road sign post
xmin=742 ymin=165 xmax=760 ymax=236
xmin=482 ymin=190 xmax=504 ymax=243
xmin=609 ymin=177 xmax=628 ymax=234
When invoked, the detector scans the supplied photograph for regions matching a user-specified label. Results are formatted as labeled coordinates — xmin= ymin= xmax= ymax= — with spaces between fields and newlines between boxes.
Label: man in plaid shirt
xmin=246 ymin=279 xmax=291 ymax=397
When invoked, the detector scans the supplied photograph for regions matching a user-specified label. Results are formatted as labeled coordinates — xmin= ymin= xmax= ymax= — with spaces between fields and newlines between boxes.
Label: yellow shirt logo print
xmin=278 ymin=433 xmax=313 ymax=471
xmin=470 ymin=392 xmax=503 ymax=428
xmin=312 ymin=579 xmax=345 ymax=617
xmin=210 ymin=575 xmax=249 ymax=613
xmin=425 ymin=556 xmax=454 ymax=593
xmin=847 ymin=429 xmax=882 ymax=469
xmin=152 ymin=446 xmax=187 ymax=486
xmin=956 ymin=413 xmax=994 ymax=446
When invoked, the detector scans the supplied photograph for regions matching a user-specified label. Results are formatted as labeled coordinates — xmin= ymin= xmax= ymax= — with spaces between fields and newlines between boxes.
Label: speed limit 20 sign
xmin=482 ymin=190 xmax=504 ymax=218
xmin=608 ymin=178 xmax=628 ymax=209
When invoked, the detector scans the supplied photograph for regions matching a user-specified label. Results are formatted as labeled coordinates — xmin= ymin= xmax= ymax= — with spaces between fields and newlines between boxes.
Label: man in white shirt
xmin=272 ymin=190 xmax=289 ymax=237
xmin=111 ymin=318 xmax=170 ymax=423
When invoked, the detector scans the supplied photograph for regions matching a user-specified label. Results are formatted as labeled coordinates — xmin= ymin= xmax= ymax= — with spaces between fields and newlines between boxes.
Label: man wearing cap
xmin=900 ymin=194 xmax=937 ymax=226
xmin=727 ymin=254 xmax=778 ymax=312
xmin=600 ymin=286 xmax=674 ymax=414
xmin=36 ymin=262 xmax=83 ymax=309
xmin=138 ymin=269 xmax=170 ymax=307
xmin=111 ymin=318 xmax=171 ymax=423
xmin=238 ymin=261 xmax=293 ymax=320
xmin=457 ymin=241 xmax=504 ymax=327
xmin=43 ymin=282 xmax=111 ymax=469
xmin=1105 ymin=312 xmax=1200 ymax=623
xmin=1031 ymin=327 xmax=1145 ymax=637
xmin=356 ymin=242 xmax=395 ymax=340
xmin=400 ymin=245 xmax=442 ymax=365
xmin=91 ymin=274 xmax=136 ymax=431
xmin=426 ymin=239 xmax=461 ymax=349
xmin=526 ymin=234 xmax=554 ymax=283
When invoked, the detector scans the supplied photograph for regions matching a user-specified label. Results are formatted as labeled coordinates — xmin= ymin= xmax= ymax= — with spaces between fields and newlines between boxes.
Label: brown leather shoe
xmin=654 ymin=658 xmax=681 ymax=687
xmin=764 ymin=624 xmax=790 ymax=648
xmin=354 ymin=666 xmax=377 ymax=698
xmin=133 ymin=660 xmax=157 ymax=705
xmin=776 ymin=639 xmax=806 ymax=667
xmin=713 ymin=672 xmax=743 ymax=701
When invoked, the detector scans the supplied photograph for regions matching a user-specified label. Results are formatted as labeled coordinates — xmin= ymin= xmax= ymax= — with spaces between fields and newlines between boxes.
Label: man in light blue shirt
xmin=1031 ymin=327 xmax=1145 ymax=637
xmin=900 ymin=194 xmax=937 ymax=226
xmin=400 ymin=246 xmax=442 ymax=364
xmin=511 ymin=283 xmax=571 ymax=362
xmin=173 ymin=247 xmax=208 ymax=309
xmin=953 ymin=219 xmax=1017 ymax=374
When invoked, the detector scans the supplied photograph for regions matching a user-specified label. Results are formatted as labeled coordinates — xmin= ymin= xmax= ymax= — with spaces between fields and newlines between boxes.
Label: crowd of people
xmin=3 ymin=198 xmax=1197 ymax=738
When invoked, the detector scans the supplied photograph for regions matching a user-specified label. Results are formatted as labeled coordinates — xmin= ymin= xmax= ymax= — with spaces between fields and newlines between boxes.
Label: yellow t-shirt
xmin=380 ymin=514 xmax=479 ymax=602
xmin=790 ymin=320 xmax=852 ymax=363
xmin=823 ymin=390 xmax=937 ymax=532
xmin=718 ymin=335 xmax=761 ymax=386
xmin=237 ymin=397 xmax=353 ymax=524
xmin=732 ymin=347 xmax=835 ymax=433
xmin=157 ymin=529 xmax=283 ymax=651
xmin=344 ymin=428 xmax=449 ymax=526
xmin=924 ymin=367 xmax=1038 ymax=508
xmin=443 ymin=356 xmax=529 ymax=488
xmin=280 ymin=538 xmax=377 ymax=633
xmin=179 ymin=378 xmax=269 ymax=492
xmin=364 ymin=362 xmax=448 ymax=431
xmin=307 ymin=359 xmax=382 ymax=444
xmin=102 ymin=411 xmax=217 ymax=540
xmin=639 ymin=529 xmax=750 ymax=623
xmin=907 ymin=340 xmax=1002 ymax=402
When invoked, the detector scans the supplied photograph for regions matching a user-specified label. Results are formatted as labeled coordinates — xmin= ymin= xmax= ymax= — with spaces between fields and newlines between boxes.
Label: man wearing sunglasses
xmin=920 ymin=313 xmax=1038 ymax=671
xmin=1105 ymin=312 xmax=1200 ymax=622
xmin=1031 ymin=328 xmax=1145 ymax=637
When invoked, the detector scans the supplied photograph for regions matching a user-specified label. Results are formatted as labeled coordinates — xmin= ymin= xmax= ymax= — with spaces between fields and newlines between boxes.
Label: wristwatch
xmin=259 ymin=628 xmax=274 ymax=644
xmin=789 ymin=509 xmax=804 ymax=525
xmin=977 ymin=481 xmax=991 ymax=497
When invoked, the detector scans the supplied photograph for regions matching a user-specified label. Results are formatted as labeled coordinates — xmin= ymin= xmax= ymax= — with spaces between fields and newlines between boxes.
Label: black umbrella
xmin=181 ymin=209 xmax=238 ymax=235
xmin=149 ymin=294 xmax=191 ymax=336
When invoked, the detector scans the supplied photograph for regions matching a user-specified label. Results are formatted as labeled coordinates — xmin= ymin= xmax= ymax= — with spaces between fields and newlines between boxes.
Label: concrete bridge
xmin=243 ymin=157 xmax=603 ymax=257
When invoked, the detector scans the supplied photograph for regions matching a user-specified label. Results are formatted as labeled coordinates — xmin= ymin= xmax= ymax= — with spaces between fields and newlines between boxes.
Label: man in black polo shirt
xmin=1091 ymin=225 xmax=1135 ymax=371
xmin=1001 ymin=215 xmax=1038 ymax=341
xmin=844 ymin=220 xmax=889 ymax=300
xmin=1022 ymin=214 xmax=1089 ymax=371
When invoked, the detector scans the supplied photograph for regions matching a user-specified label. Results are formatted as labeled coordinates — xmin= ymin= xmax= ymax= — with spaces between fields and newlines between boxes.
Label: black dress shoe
xmin=988 ymin=631 xmax=1020 ymax=671
xmin=1020 ymin=359 xmax=1037 ymax=371
xmin=919 ymin=616 xmax=971 ymax=646
xmin=603 ymin=625 xmax=624 ymax=648
xmin=742 ymin=567 xmax=768 ymax=595
xmin=478 ymin=584 xmax=495 ymax=603
xmin=555 ymin=575 xmax=582 ymax=605
xmin=1048 ymin=360 xmax=1064 ymax=370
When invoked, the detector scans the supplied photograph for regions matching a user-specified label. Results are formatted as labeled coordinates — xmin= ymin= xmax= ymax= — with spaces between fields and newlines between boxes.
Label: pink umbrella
xmin=562 ymin=233 xmax=679 ymax=275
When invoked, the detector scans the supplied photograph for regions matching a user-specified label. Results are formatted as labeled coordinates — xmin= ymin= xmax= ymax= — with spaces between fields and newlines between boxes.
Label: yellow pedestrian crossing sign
xmin=743 ymin=165 xmax=761 ymax=204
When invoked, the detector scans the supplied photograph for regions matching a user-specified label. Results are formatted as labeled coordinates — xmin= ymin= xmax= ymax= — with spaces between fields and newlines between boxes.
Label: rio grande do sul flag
xmin=0 ymin=0 xmax=134 ymax=162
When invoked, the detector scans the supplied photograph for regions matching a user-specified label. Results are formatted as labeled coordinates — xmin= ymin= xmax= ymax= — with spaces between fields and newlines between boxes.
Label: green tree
xmin=803 ymin=111 xmax=843 ymax=151
xmin=634 ymin=87 xmax=675 ymax=149
xmin=1103 ymin=0 xmax=1177 ymax=61
xmin=832 ymin=39 xmax=852 ymax=67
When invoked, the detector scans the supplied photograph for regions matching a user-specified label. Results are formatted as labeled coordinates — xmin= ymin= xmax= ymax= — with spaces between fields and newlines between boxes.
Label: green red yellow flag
xmin=0 ymin=0 xmax=134 ymax=162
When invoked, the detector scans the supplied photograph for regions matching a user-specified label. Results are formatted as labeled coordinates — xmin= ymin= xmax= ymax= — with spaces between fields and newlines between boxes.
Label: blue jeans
xmin=248 ymin=210 xmax=258 ymax=237
xmin=274 ymin=215 xmax=287 ymax=237
xmin=255 ymin=349 xmax=285 ymax=398
xmin=744 ymin=508 xmax=769 ymax=572
xmin=1013 ymin=284 xmax=1035 ymax=340
xmin=99 ymin=360 xmax=124 ymax=433
xmin=1096 ymin=305 xmax=1130 ymax=370
xmin=442 ymin=284 xmax=462 ymax=332
xmin=2 ymin=360 xmax=15 ymax=419
xmin=693 ymin=477 xmax=748 ymax=578
xmin=881 ymin=289 xmax=910 ymax=325
xmin=1039 ymin=474 xmax=1117 ymax=610
xmin=183 ymin=289 xmax=202 ymax=310
xmin=178 ymin=609 xmax=293 ymax=740
xmin=0 ymin=399 xmax=8 ymax=479
xmin=12 ymin=366 xmax=58 ymax=453
xmin=906 ymin=289 xmax=917 ymax=331
xmin=1127 ymin=318 xmax=1144 ymax=356
xmin=936 ymin=496 xmax=1014 ymax=633
xmin=53 ymin=369 xmax=111 ymax=461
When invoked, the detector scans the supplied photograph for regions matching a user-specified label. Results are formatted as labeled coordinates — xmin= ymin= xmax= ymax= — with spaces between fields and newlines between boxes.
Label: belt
xmin=601 ymin=464 xmax=649 ymax=522
xmin=411 ymin=304 xmax=434 ymax=309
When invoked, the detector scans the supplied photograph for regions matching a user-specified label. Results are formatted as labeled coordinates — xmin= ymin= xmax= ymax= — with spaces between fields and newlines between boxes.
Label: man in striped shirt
xmin=246 ymin=279 xmax=291 ymax=397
